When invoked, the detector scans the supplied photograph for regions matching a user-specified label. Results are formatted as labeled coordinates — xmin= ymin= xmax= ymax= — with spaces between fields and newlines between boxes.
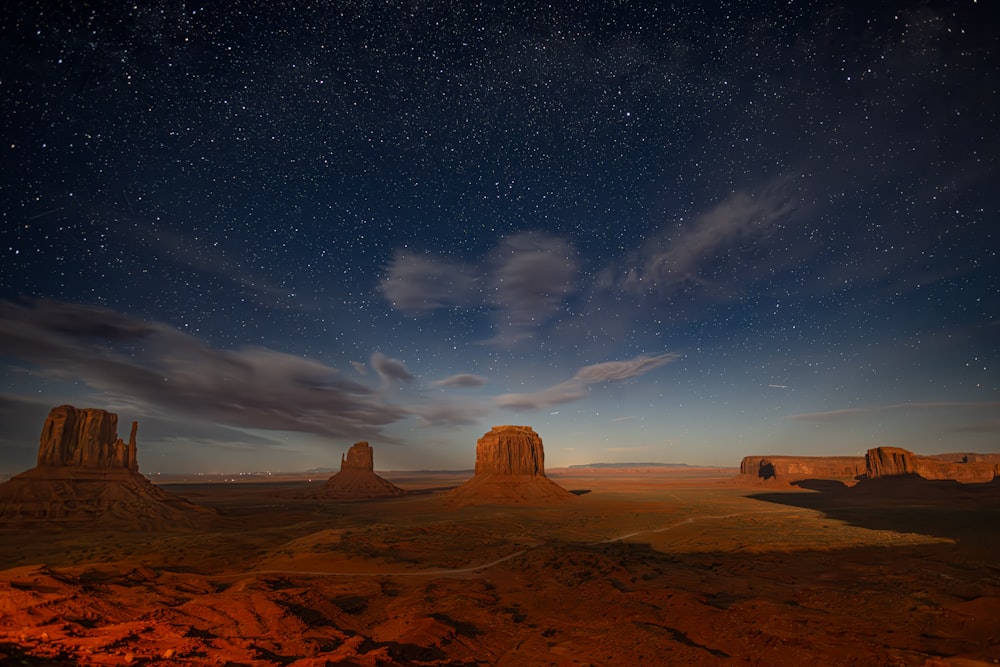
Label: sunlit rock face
xmin=446 ymin=426 xmax=574 ymax=506
xmin=474 ymin=425 xmax=545 ymax=476
xmin=0 ymin=405 xmax=209 ymax=524
xmin=865 ymin=446 xmax=1000 ymax=483
xmin=320 ymin=441 xmax=406 ymax=499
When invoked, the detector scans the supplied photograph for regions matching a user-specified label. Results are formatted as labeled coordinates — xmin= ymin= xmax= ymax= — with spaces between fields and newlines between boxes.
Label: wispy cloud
xmin=379 ymin=231 xmax=578 ymax=345
xmin=488 ymin=231 xmax=578 ymax=344
xmin=951 ymin=420 xmax=1000 ymax=434
xmin=408 ymin=400 xmax=492 ymax=427
xmin=378 ymin=251 xmax=479 ymax=314
xmin=496 ymin=352 xmax=680 ymax=410
xmin=371 ymin=351 xmax=415 ymax=384
xmin=618 ymin=176 xmax=804 ymax=298
xmin=126 ymin=221 xmax=309 ymax=311
xmin=433 ymin=374 xmax=488 ymax=388
xmin=0 ymin=299 xmax=408 ymax=441
xmin=787 ymin=401 xmax=1000 ymax=422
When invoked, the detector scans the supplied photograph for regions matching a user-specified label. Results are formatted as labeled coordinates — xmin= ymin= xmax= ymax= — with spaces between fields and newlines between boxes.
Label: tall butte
xmin=318 ymin=441 xmax=406 ymax=499
xmin=0 ymin=405 xmax=209 ymax=524
xmin=445 ymin=425 xmax=574 ymax=506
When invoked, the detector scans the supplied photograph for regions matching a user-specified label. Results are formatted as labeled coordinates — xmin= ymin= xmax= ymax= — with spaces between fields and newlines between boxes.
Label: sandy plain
xmin=1 ymin=467 xmax=998 ymax=666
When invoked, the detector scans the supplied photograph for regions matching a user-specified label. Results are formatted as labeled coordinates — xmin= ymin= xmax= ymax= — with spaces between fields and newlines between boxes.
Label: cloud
xmin=370 ymin=351 xmax=415 ymax=384
xmin=951 ymin=420 xmax=1000 ymax=434
xmin=433 ymin=374 xmax=488 ymax=388
xmin=619 ymin=176 xmax=803 ymax=297
xmin=573 ymin=355 xmax=680 ymax=384
xmin=126 ymin=221 xmax=310 ymax=311
xmin=786 ymin=401 xmax=1000 ymax=422
xmin=496 ymin=352 xmax=679 ymax=410
xmin=488 ymin=231 xmax=578 ymax=344
xmin=379 ymin=231 xmax=579 ymax=345
xmin=785 ymin=408 xmax=871 ymax=422
xmin=0 ymin=299 xmax=409 ymax=441
xmin=351 ymin=361 xmax=369 ymax=376
xmin=408 ymin=400 xmax=492 ymax=427
xmin=378 ymin=250 xmax=478 ymax=314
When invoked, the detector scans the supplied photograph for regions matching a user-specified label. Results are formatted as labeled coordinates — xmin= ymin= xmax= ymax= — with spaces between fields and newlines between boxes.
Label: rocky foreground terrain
xmin=1 ymin=468 xmax=998 ymax=666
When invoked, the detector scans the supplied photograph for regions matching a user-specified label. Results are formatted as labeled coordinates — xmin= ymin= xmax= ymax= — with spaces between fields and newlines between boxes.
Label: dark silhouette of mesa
xmin=316 ymin=441 xmax=407 ymax=499
xmin=0 ymin=405 xmax=208 ymax=524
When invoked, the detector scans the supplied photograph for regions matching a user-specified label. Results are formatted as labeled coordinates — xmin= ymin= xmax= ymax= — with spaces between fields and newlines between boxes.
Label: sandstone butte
xmin=0 ymin=405 xmax=208 ymax=524
xmin=318 ymin=441 xmax=407 ymax=499
xmin=740 ymin=446 xmax=1000 ymax=484
xmin=445 ymin=425 xmax=575 ymax=506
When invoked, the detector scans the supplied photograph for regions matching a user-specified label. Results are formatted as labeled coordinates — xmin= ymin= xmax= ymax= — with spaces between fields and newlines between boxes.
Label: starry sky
xmin=2 ymin=1 xmax=999 ymax=475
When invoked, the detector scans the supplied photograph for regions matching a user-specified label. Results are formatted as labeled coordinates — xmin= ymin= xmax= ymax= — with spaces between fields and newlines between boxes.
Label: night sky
xmin=2 ymin=1 xmax=998 ymax=475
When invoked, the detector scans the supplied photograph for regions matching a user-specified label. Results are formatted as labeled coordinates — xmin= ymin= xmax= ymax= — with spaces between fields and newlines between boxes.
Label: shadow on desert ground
xmin=749 ymin=475 xmax=1000 ymax=545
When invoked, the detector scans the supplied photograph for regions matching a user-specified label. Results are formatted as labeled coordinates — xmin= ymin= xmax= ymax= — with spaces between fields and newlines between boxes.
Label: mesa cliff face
xmin=738 ymin=447 xmax=1000 ymax=485
xmin=446 ymin=426 xmax=573 ymax=506
xmin=37 ymin=405 xmax=138 ymax=471
xmin=319 ymin=441 xmax=406 ymax=499
xmin=475 ymin=425 xmax=545 ymax=476
xmin=865 ymin=446 xmax=1000 ymax=483
xmin=739 ymin=455 xmax=866 ymax=483
xmin=0 ymin=405 xmax=209 ymax=524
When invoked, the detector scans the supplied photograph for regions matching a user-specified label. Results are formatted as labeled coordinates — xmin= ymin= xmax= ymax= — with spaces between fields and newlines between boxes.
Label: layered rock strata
xmin=865 ymin=446 xmax=1000 ymax=483
xmin=36 ymin=405 xmax=138 ymax=470
xmin=0 ymin=405 xmax=208 ymax=523
xmin=738 ymin=448 xmax=1000 ymax=484
xmin=739 ymin=455 xmax=866 ymax=483
xmin=319 ymin=441 xmax=406 ymax=499
xmin=446 ymin=426 xmax=574 ymax=505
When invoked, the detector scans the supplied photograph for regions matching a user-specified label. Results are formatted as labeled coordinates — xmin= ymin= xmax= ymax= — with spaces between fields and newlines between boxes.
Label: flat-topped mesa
xmin=739 ymin=455 xmax=866 ymax=483
xmin=320 ymin=441 xmax=406 ymax=499
xmin=445 ymin=426 xmax=574 ymax=506
xmin=37 ymin=405 xmax=138 ymax=471
xmin=865 ymin=446 xmax=1000 ymax=483
xmin=475 ymin=425 xmax=544 ymax=476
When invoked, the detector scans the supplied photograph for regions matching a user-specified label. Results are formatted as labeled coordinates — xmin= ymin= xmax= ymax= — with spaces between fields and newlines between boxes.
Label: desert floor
xmin=1 ymin=469 xmax=998 ymax=666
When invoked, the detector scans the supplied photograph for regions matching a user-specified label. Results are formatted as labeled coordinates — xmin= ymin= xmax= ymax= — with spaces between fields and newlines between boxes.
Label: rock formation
xmin=36 ymin=405 xmax=138 ymax=470
xmin=0 ymin=405 xmax=209 ymax=524
xmin=737 ymin=448 xmax=1000 ymax=485
xmin=474 ymin=425 xmax=545 ymax=475
xmin=445 ymin=426 xmax=574 ymax=505
xmin=739 ymin=455 xmax=866 ymax=483
xmin=319 ymin=441 xmax=406 ymax=499
xmin=865 ymin=446 xmax=1000 ymax=483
